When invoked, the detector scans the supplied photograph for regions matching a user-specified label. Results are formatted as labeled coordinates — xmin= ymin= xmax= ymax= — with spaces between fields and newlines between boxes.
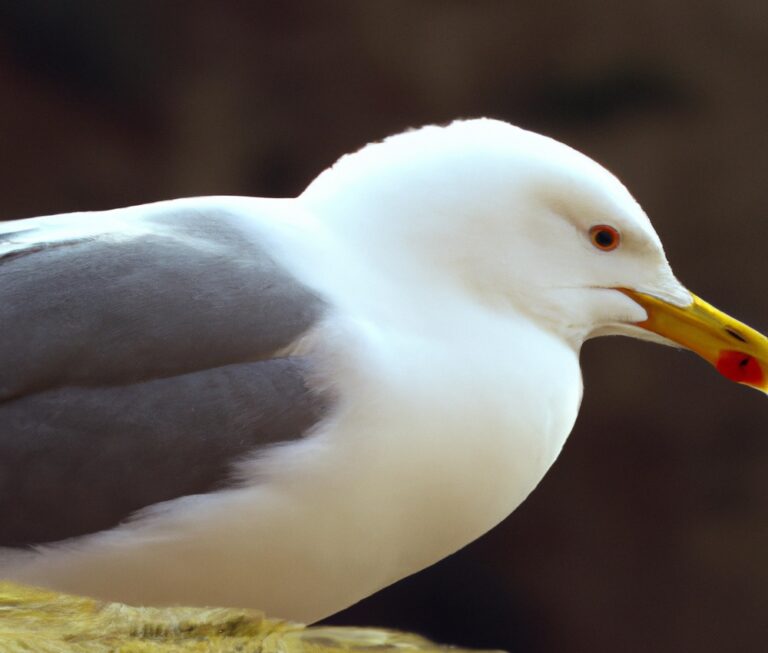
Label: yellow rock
xmin=0 ymin=581 xmax=498 ymax=653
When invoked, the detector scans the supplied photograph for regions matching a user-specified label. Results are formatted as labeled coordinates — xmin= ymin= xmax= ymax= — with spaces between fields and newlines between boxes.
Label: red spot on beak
xmin=715 ymin=350 xmax=764 ymax=386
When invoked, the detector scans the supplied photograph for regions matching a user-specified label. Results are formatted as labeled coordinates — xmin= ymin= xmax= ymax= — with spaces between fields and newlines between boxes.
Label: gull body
xmin=1 ymin=119 xmax=764 ymax=622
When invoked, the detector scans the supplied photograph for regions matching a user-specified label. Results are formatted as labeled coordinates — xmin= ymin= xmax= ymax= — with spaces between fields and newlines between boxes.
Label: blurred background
xmin=0 ymin=1 xmax=766 ymax=651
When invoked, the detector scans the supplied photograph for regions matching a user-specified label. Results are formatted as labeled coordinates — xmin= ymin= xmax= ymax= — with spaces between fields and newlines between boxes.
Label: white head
xmin=302 ymin=119 xmax=768 ymax=388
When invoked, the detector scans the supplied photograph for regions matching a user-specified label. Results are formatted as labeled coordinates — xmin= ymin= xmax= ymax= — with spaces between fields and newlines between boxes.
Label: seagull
xmin=1 ymin=119 xmax=766 ymax=623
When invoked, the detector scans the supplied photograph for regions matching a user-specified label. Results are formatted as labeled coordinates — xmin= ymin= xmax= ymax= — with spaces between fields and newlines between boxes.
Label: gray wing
xmin=0 ymin=200 xmax=329 ymax=546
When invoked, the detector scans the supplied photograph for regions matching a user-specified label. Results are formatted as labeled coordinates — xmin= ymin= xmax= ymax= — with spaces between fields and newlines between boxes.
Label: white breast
xmin=7 ymin=295 xmax=582 ymax=622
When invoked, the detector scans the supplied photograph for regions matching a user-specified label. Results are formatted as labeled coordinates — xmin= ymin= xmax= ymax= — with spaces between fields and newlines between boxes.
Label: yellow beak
xmin=620 ymin=288 xmax=768 ymax=393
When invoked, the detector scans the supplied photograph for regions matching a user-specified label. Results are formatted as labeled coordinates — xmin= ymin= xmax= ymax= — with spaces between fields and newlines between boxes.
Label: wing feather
xmin=0 ymin=199 xmax=330 ymax=546
xmin=0 ymin=201 xmax=323 ymax=399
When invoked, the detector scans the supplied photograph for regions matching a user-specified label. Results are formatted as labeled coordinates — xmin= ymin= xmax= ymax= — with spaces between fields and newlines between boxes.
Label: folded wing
xmin=0 ymin=199 xmax=329 ymax=546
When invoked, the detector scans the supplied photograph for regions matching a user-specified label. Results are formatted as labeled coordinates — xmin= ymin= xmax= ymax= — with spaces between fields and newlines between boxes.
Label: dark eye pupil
xmin=595 ymin=230 xmax=614 ymax=247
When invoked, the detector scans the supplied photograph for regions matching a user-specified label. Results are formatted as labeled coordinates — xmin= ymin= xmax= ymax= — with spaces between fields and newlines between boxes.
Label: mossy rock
xmin=0 ymin=581 xmax=499 ymax=653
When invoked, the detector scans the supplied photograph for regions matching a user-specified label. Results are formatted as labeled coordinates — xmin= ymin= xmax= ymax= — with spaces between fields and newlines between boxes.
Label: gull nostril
xmin=725 ymin=327 xmax=748 ymax=343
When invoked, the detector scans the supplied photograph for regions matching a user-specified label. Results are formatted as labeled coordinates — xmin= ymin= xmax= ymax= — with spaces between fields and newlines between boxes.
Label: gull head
xmin=302 ymin=118 xmax=768 ymax=392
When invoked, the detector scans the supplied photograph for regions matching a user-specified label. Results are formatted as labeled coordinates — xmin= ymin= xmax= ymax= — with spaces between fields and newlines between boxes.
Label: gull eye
xmin=589 ymin=225 xmax=620 ymax=251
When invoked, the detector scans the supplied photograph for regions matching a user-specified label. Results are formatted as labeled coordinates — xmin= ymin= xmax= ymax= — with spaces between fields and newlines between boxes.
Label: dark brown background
xmin=1 ymin=2 xmax=766 ymax=652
